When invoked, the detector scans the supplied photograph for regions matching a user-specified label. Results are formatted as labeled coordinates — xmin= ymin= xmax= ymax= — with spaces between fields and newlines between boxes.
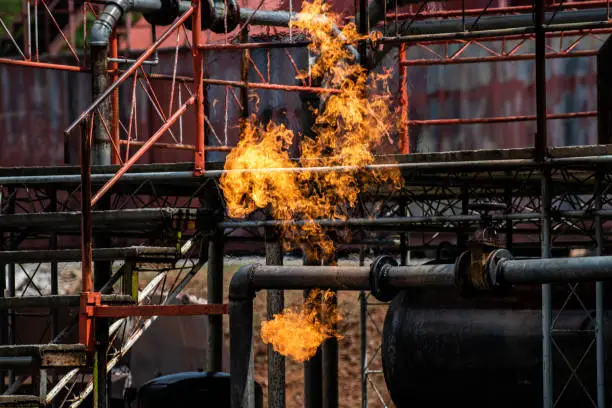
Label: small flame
xmin=261 ymin=289 xmax=342 ymax=362
xmin=220 ymin=0 xmax=402 ymax=256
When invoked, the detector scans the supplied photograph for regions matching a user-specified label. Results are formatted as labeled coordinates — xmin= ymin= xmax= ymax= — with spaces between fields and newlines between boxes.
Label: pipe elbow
xmin=90 ymin=0 xmax=131 ymax=47
xmin=229 ymin=264 xmax=258 ymax=301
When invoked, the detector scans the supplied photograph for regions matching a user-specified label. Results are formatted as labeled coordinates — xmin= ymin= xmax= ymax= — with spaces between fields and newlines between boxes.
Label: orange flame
xmin=261 ymin=289 xmax=342 ymax=362
xmin=220 ymin=0 xmax=402 ymax=256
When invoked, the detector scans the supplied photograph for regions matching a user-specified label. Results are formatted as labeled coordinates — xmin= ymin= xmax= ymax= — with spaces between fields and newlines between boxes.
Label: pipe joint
xmin=229 ymin=264 xmax=258 ymax=301
xmin=90 ymin=0 xmax=131 ymax=47
xmin=369 ymin=255 xmax=399 ymax=302
xmin=484 ymin=248 xmax=514 ymax=288
xmin=185 ymin=0 xmax=241 ymax=33
xmin=144 ymin=0 xmax=181 ymax=26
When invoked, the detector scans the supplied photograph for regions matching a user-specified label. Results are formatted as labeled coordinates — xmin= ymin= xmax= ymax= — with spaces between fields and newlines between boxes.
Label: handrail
xmin=64 ymin=6 xmax=194 ymax=136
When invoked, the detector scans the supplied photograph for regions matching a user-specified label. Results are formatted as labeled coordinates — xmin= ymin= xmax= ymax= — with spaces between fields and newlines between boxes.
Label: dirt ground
xmin=58 ymin=258 xmax=395 ymax=407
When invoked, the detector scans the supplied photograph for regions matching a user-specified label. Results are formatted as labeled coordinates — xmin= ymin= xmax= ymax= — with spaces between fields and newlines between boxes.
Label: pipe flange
xmin=209 ymin=0 xmax=241 ymax=33
xmin=144 ymin=0 xmax=181 ymax=26
xmin=370 ymin=255 xmax=399 ymax=302
xmin=484 ymin=248 xmax=513 ymax=288
xmin=454 ymin=250 xmax=474 ymax=297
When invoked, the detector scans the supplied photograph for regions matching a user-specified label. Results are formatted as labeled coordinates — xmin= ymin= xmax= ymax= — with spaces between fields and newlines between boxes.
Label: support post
xmin=265 ymin=226 xmax=285 ymax=408
xmin=535 ymin=0 xmax=547 ymax=160
xmin=303 ymin=250 xmax=323 ymax=408
xmin=0 ymin=187 xmax=6 ymax=393
xmin=595 ymin=169 xmax=606 ymax=408
xmin=110 ymin=33 xmax=120 ymax=165
xmin=541 ymin=168 xmax=553 ymax=408
xmin=120 ymin=261 xmax=138 ymax=300
xmin=359 ymin=247 xmax=367 ymax=408
xmin=597 ymin=30 xmax=612 ymax=144
xmin=91 ymin=31 xmax=111 ymax=408
xmin=322 ymin=253 xmax=338 ymax=408
xmin=457 ymin=188 xmax=469 ymax=252
xmin=192 ymin=0 xmax=205 ymax=175
xmin=6 ymin=187 xmax=15 ymax=389
xmin=207 ymin=229 xmax=224 ymax=371
xmin=504 ymin=180 xmax=513 ymax=252
xmin=398 ymin=43 xmax=409 ymax=154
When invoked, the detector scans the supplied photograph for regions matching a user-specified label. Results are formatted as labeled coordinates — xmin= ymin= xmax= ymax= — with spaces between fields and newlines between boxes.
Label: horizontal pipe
xmin=0 ymin=295 xmax=134 ymax=310
xmin=92 ymin=303 xmax=228 ymax=318
xmin=499 ymin=255 xmax=612 ymax=284
xmin=239 ymin=8 xmax=360 ymax=61
xmin=408 ymin=111 xmax=597 ymax=125
xmin=0 ymin=357 xmax=34 ymax=367
xmin=5 ymin=155 xmax=612 ymax=186
xmin=387 ymin=0 xmax=612 ymax=20
xmin=0 ymin=247 xmax=176 ymax=263
xmin=0 ymin=58 xmax=87 ymax=72
xmin=388 ymin=8 xmax=612 ymax=37
xmin=402 ymin=51 xmax=599 ymax=67
xmin=387 ymin=264 xmax=455 ymax=287
xmin=0 ymin=209 xmax=197 ymax=229
xmin=203 ymin=78 xmax=342 ymax=94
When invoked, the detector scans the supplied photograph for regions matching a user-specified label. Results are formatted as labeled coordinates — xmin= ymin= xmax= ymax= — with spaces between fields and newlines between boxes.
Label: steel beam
xmin=0 ymin=247 xmax=177 ymax=264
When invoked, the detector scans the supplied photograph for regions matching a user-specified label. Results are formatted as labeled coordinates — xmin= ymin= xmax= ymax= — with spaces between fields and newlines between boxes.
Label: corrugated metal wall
xmin=0 ymin=7 xmax=605 ymax=166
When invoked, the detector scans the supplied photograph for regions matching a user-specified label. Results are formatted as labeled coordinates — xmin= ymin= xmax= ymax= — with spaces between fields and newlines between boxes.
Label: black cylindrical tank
xmin=382 ymin=285 xmax=612 ymax=408
xmin=136 ymin=372 xmax=263 ymax=408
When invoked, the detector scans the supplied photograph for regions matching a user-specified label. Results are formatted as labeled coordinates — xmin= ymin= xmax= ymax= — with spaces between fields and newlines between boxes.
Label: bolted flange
xmin=484 ymin=248 xmax=514 ymax=288
xmin=144 ymin=0 xmax=181 ymax=26
xmin=369 ymin=255 xmax=399 ymax=302
xmin=184 ymin=0 xmax=241 ymax=33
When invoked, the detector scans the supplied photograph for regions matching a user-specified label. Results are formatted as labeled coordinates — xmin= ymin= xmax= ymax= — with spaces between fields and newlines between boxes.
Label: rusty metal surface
xmin=0 ymin=396 xmax=40 ymax=408
xmin=92 ymin=303 xmax=229 ymax=318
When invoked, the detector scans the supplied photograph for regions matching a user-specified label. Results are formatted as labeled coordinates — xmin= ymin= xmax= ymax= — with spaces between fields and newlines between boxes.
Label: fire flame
xmin=220 ymin=0 xmax=402 ymax=256
xmin=261 ymin=289 xmax=342 ymax=362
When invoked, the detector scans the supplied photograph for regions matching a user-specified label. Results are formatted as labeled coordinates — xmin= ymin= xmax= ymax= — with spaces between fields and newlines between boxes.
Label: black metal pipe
xmin=535 ymin=0 xmax=547 ymax=160
xmin=303 ymin=252 xmax=323 ymax=408
xmin=498 ymin=255 xmax=612 ymax=285
xmin=387 ymin=264 xmax=455 ymax=287
xmin=207 ymin=229 xmax=224 ymax=372
xmin=265 ymin=227 xmax=285 ymax=408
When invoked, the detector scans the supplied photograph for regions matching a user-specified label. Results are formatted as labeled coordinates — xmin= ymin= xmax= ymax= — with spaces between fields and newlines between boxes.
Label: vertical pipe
xmin=398 ymin=43 xmax=409 ymax=154
xmin=192 ymin=0 xmax=205 ymax=175
xmin=91 ymin=44 xmax=111 ymax=166
xmin=229 ymin=297 xmax=255 ymax=408
xmin=595 ymin=169 xmax=605 ymax=408
xmin=7 ymin=188 xmax=15 ymax=389
xmin=0 ymin=188 xmax=5 ymax=394
xmin=504 ymin=179 xmax=513 ymax=252
xmin=359 ymin=247 xmax=367 ymax=408
xmin=541 ymin=168 xmax=553 ymax=408
xmin=80 ymin=121 xmax=93 ymax=293
xmin=535 ymin=0 xmax=547 ymax=160
xmin=110 ymin=33 xmax=120 ymax=165
xmin=322 ymin=253 xmax=338 ymax=408
xmin=91 ymin=24 xmax=111 ymax=408
xmin=49 ymin=188 xmax=59 ymax=341
xmin=399 ymin=200 xmax=408 ymax=266
xmin=207 ymin=229 xmax=224 ymax=371
xmin=457 ymin=188 xmax=469 ymax=252
xmin=265 ymin=227 xmax=285 ymax=408
xmin=304 ymin=250 xmax=323 ymax=408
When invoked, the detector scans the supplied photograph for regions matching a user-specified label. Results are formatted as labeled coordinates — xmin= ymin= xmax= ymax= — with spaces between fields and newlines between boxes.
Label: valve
xmin=456 ymin=201 xmax=508 ymax=295
xmin=184 ymin=0 xmax=241 ymax=33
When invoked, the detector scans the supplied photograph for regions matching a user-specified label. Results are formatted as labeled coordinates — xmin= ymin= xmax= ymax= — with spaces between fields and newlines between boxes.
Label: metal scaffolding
xmin=1 ymin=0 xmax=612 ymax=407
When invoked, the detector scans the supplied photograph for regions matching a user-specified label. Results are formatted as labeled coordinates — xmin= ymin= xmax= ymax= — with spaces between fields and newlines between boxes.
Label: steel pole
xmin=595 ymin=169 xmax=606 ymax=408
xmin=303 ymin=251 xmax=323 ymax=408
xmin=265 ymin=227 xmax=285 ymax=408
xmin=193 ymin=0 xmax=205 ymax=175
xmin=207 ymin=229 xmax=224 ymax=372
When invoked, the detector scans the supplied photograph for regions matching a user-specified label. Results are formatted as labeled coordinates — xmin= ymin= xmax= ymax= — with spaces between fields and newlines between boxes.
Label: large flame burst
xmin=220 ymin=0 xmax=402 ymax=256
xmin=261 ymin=289 xmax=342 ymax=362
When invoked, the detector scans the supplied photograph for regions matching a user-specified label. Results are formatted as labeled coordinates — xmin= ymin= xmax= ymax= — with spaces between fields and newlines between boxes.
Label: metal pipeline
xmin=229 ymin=253 xmax=612 ymax=408
xmin=90 ymin=0 xmax=190 ymax=47
xmin=229 ymin=259 xmax=456 ymax=408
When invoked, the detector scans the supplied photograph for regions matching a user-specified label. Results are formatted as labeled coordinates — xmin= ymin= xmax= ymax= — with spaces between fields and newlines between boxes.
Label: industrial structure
xmin=2 ymin=0 xmax=612 ymax=407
